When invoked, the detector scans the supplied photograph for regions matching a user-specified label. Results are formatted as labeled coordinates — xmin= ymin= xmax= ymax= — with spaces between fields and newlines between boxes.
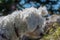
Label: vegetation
xmin=40 ymin=22 xmax=60 ymax=40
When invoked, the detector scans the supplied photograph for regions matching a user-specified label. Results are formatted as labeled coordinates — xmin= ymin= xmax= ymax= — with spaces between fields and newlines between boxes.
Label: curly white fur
xmin=0 ymin=6 xmax=48 ymax=40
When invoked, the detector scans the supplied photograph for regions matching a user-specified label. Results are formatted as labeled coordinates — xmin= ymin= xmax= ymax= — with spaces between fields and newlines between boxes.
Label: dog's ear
xmin=38 ymin=6 xmax=48 ymax=16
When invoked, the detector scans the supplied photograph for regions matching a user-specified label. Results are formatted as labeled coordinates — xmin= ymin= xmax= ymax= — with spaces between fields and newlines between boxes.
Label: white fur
xmin=0 ymin=6 xmax=48 ymax=40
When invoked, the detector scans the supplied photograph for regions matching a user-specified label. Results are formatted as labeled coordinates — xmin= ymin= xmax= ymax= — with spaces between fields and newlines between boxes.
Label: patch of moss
xmin=40 ymin=23 xmax=60 ymax=40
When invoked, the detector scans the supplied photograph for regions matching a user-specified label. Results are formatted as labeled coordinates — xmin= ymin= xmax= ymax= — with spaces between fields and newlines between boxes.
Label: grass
xmin=40 ymin=23 xmax=60 ymax=40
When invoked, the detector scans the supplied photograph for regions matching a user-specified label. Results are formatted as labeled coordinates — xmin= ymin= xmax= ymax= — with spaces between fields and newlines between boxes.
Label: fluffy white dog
xmin=0 ymin=6 xmax=48 ymax=40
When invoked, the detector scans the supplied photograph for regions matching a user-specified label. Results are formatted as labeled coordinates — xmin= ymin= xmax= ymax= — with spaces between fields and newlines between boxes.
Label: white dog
xmin=0 ymin=6 xmax=48 ymax=40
